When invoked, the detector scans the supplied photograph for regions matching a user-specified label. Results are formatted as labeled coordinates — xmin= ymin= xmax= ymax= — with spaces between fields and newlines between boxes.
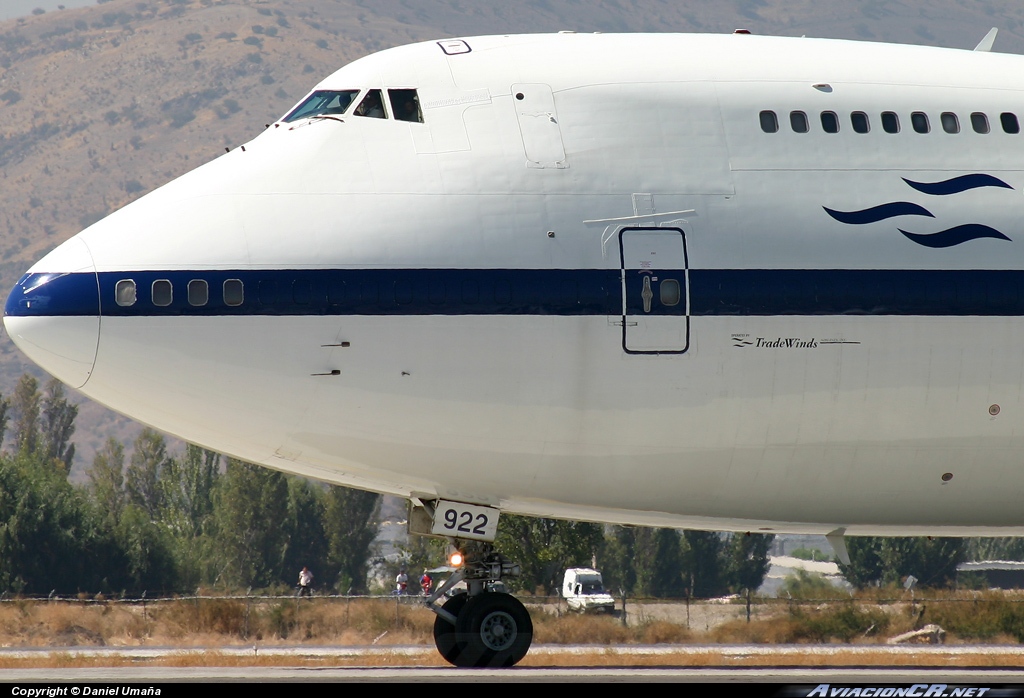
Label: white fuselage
xmin=8 ymin=33 xmax=1024 ymax=536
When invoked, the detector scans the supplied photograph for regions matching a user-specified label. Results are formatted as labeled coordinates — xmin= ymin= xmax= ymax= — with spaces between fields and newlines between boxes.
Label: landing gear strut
xmin=427 ymin=540 xmax=532 ymax=667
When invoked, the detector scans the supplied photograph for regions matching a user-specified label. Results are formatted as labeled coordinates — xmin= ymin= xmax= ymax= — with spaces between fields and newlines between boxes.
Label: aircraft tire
xmin=453 ymin=592 xmax=533 ymax=668
xmin=432 ymin=592 xmax=469 ymax=665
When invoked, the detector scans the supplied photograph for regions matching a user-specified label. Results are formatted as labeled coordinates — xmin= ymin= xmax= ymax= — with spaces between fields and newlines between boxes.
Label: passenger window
xmin=660 ymin=279 xmax=681 ymax=307
xmin=820 ymin=111 xmax=839 ymax=133
xmin=759 ymin=110 xmax=778 ymax=133
xmin=1001 ymin=112 xmax=1020 ymax=134
xmin=911 ymin=112 xmax=930 ymax=133
xmin=388 ymin=89 xmax=423 ymax=123
xmin=188 ymin=279 xmax=208 ymax=307
xmin=354 ymin=89 xmax=387 ymax=119
xmin=115 ymin=280 xmax=136 ymax=307
xmin=941 ymin=112 xmax=960 ymax=134
xmin=971 ymin=112 xmax=990 ymax=133
xmin=851 ymin=111 xmax=869 ymax=133
xmin=223 ymin=279 xmax=243 ymax=307
xmin=790 ymin=111 xmax=808 ymax=133
xmin=881 ymin=111 xmax=900 ymax=133
xmin=152 ymin=279 xmax=172 ymax=307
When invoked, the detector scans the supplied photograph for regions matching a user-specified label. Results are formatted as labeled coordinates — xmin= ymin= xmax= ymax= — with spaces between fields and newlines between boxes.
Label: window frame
xmin=152 ymin=279 xmax=172 ymax=307
xmin=188 ymin=279 xmax=209 ymax=307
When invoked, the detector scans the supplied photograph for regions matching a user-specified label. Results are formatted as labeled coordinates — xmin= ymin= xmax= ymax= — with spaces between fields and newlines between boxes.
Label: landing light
xmin=449 ymin=550 xmax=464 ymax=567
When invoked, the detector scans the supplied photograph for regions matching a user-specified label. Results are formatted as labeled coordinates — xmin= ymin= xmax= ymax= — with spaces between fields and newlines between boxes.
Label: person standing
xmin=298 ymin=566 xmax=314 ymax=597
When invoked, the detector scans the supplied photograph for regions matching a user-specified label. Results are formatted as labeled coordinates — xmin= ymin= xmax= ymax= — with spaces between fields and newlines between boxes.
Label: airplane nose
xmin=3 ymin=237 xmax=100 ymax=389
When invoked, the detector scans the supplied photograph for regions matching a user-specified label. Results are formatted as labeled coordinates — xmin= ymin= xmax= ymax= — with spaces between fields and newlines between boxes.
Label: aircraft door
xmin=619 ymin=227 xmax=689 ymax=354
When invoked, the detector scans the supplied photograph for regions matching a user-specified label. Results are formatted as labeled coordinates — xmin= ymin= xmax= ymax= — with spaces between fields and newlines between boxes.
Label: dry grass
xmin=0 ymin=594 xmax=1023 ymax=670
xmin=0 ymin=597 xmax=437 ymax=648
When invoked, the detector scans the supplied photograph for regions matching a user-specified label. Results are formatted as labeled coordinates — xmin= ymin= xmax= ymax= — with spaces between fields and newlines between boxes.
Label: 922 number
xmin=443 ymin=508 xmax=489 ymax=536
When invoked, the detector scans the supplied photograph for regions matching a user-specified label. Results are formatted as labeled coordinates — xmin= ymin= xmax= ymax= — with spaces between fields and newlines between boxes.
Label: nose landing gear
xmin=453 ymin=591 xmax=533 ymax=667
xmin=426 ymin=541 xmax=532 ymax=667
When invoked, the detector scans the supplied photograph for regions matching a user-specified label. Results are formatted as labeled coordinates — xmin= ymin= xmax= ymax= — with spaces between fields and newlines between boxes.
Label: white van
xmin=561 ymin=568 xmax=616 ymax=613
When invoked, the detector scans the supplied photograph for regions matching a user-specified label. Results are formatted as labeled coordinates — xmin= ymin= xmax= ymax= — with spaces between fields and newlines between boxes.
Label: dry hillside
xmin=1 ymin=0 xmax=1022 ymax=470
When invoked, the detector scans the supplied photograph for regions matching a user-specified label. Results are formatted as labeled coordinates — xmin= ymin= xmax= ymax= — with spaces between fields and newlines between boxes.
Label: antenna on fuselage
xmin=974 ymin=27 xmax=998 ymax=52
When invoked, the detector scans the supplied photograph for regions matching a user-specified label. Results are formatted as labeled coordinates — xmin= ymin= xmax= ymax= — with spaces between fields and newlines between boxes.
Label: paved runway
xmin=1 ymin=645 xmax=1024 ymax=682
xmin=4 ymin=665 xmax=1024 ymax=682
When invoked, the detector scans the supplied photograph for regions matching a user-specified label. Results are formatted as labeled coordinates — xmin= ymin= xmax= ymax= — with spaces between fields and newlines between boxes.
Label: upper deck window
xmin=115 ymin=280 xmax=136 ymax=307
xmin=354 ymin=89 xmax=387 ymax=119
xmin=223 ymin=279 xmax=244 ymax=307
xmin=282 ymin=90 xmax=359 ymax=122
xmin=389 ymin=89 xmax=423 ymax=123
xmin=152 ymin=279 xmax=172 ymax=307
xmin=188 ymin=279 xmax=208 ymax=307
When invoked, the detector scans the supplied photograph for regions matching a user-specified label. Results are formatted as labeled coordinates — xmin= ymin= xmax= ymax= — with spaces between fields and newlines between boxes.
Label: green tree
xmin=729 ymin=532 xmax=775 ymax=594
xmin=968 ymin=537 xmax=1024 ymax=562
xmin=324 ymin=486 xmax=380 ymax=594
xmin=496 ymin=515 xmax=603 ymax=594
xmin=212 ymin=459 xmax=289 ymax=588
xmin=0 ymin=388 xmax=11 ymax=451
xmin=159 ymin=445 xmax=220 ymax=588
xmin=839 ymin=537 xmax=885 ymax=588
xmin=87 ymin=437 xmax=126 ymax=527
xmin=681 ymin=530 xmax=729 ymax=598
xmin=0 ymin=451 xmax=120 ymax=593
xmin=113 ymin=503 xmax=176 ymax=592
xmin=282 ymin=478 xmax=329 ymax=590
xmin=9 ymin=375 xmax=40 ymax=456
xmin=38 ymin=378 xmax=77 ymax=472
xmin=633 ymin=528 xmax=686 ymax=597
xmin=840 ymin=537 xmax=966 ymax=588
xmin=126 ymin=428 xmax=170 ymax=519
xmin=599 ymin=525 xmax=638 ymax=595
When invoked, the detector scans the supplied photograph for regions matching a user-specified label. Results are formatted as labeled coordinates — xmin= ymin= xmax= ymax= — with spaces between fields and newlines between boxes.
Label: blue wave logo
xmin=899 ymin=224 xmax=1011 ymax=248
xmin=902 ymin=173 xmax=1013 ymax=196
xmin=823 ymin=175 xmax=1013 ymax=248
xmin=824 ymin=202 xmax=933 ymax=225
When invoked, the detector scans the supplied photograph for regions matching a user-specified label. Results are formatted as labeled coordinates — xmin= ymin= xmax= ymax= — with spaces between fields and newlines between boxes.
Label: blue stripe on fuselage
xmin=7 ymin=268 xmax=1024 ymax=318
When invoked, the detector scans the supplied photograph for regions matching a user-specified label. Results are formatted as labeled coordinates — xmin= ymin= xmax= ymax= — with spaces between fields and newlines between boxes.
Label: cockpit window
xmin=389 ymin=89 xmax=423 ymax=123
xmin=353 ymin=89 xmax=387 ymax=119
xmin=282 ymin=90 xmax=359 ymax=122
